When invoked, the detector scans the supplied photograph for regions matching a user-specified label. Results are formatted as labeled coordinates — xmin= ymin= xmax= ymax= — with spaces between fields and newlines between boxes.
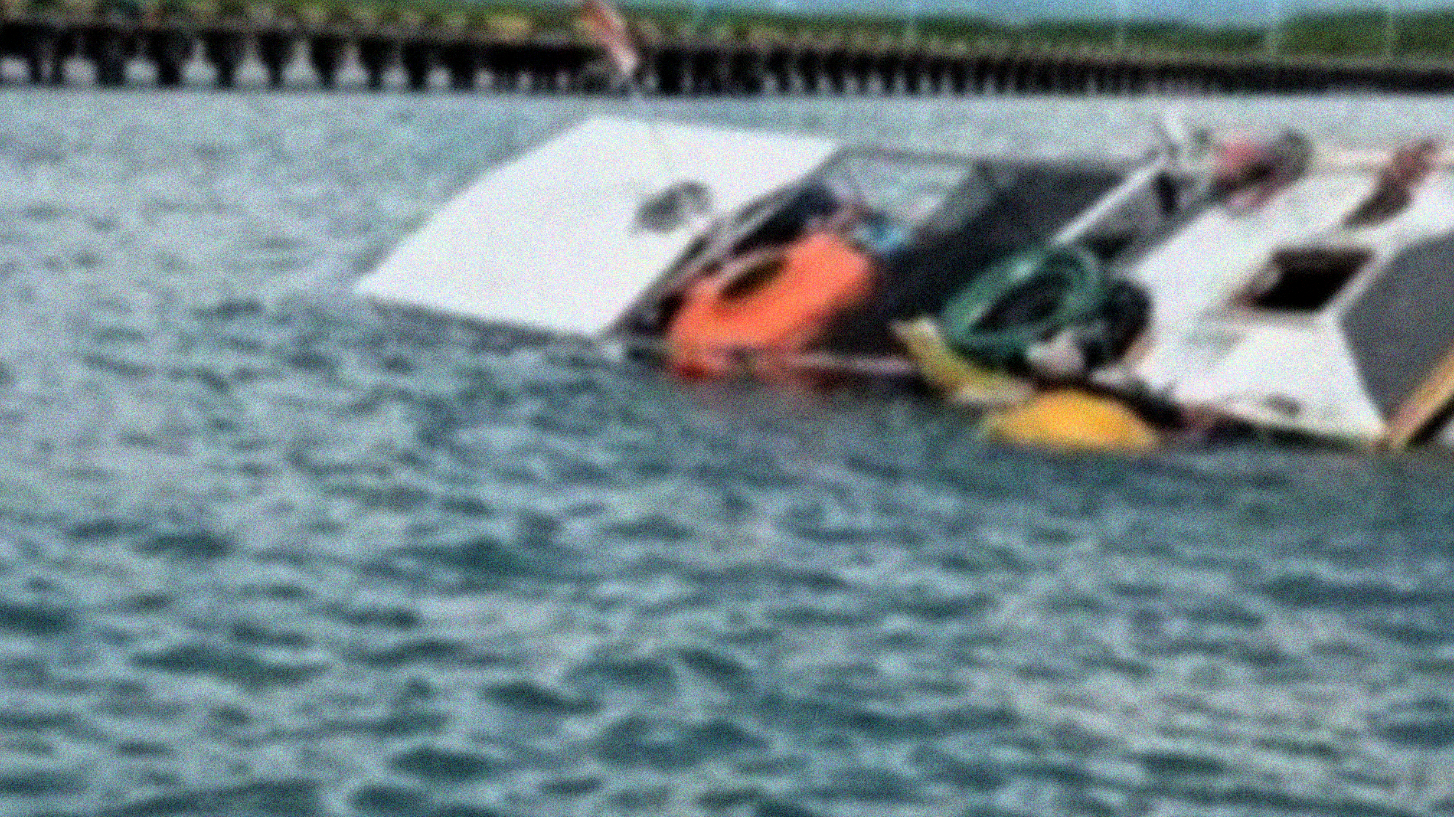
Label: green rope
xmin=937 ymin=243 xmax=1108 ymax=365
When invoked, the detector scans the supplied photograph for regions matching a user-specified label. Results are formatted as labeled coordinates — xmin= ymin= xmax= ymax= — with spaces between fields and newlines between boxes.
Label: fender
xmin=667 ymin=231 xmax=875 ymax=378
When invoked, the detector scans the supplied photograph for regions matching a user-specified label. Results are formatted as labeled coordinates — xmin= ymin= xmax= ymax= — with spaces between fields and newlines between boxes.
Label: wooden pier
xmin=5 ymin=9 xmax=1454 ymax=94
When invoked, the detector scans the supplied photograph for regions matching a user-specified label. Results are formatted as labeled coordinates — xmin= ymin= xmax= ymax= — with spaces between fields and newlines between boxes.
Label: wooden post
xmin=1381 ymin=343 xmax=1454 ymax=450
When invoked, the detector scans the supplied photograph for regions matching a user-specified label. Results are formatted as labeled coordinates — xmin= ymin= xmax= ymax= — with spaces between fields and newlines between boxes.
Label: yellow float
xmin=982 ymin=389 xmax=1159 ymax=453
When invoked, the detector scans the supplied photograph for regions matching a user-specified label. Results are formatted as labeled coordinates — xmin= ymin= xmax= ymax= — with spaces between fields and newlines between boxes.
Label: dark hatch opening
xmin=1236 ymin=248 xmax=1370 ymax=312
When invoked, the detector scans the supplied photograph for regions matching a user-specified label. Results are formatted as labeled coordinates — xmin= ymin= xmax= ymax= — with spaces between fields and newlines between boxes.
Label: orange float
xmin=666 ymin=231 xmax=875 ymax=378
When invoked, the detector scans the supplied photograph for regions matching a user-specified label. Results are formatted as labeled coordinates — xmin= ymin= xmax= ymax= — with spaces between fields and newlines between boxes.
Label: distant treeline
xmin=1020 ymin=10 xmax=1454 ymax=57
xmin=631 ymin=6 xmax=1454 ymax=58
xmin=15 ymin=0 xmax=1454 ymax=59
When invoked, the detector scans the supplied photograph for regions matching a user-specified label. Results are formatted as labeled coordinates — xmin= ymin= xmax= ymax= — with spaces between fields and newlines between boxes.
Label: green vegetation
xmin=1019 ymin=18 xmax=1266 ymax=53
xmin=610 ymin=4 xmax=1454 ymax=60
xmin=13 ymin=0 xmax=1454 ymax=61
xmin=622 ymin=5 xmax=1454 ymax=59
xmin=624 ymin=3 xmax=1005 ymax=42
xmin=626 ymin=4 xmax=1454 ymax=60
xmin=261 ymin=0 xmax=583 ymax=29
xmin=1283 ymin=9 xmax=1454 ymax=57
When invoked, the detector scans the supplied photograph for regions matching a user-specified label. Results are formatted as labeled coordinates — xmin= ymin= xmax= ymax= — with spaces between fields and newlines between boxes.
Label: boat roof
xmin=354 ymin=116 xmax=838 ymax=336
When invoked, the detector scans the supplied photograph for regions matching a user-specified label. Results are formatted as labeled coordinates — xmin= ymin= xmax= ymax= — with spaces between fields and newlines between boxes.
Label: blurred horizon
xmin=594 ymin=0 xmax=1444 ymax=26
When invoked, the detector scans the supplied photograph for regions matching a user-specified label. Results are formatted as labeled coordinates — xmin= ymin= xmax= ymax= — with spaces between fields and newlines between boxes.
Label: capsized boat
xmin=354 ymin=116 xmax=1454 ymax=452
xmin=355 ymin=116 xmax=1203 ymax=392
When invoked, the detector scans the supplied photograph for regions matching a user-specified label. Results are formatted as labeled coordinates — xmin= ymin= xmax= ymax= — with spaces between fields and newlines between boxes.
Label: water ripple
xmin=2 ymin=90 xmax=1454 ymax=817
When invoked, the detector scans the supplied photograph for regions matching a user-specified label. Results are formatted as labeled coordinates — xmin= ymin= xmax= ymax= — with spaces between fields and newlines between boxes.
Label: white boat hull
xmin=356 ymin=117 xmax=837 ymax=336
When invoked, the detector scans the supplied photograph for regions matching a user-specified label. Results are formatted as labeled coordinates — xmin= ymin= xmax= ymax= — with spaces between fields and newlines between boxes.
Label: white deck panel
xmin=355 ymin=117 xmax=838 ymax=336
xmin=1129 ymin=163 xmax=1454 ymax=443
xmin=1169 ymin=323 xmax=1385 ymax=441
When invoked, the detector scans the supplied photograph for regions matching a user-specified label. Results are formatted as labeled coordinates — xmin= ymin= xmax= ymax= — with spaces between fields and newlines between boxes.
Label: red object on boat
xmin=580 ymin=0 xmax=640 ymax=77
xmin=1212 ymin=132 xmax=1312 ymax=212
xmin=666 ymin=231 xmax=875 ymax=378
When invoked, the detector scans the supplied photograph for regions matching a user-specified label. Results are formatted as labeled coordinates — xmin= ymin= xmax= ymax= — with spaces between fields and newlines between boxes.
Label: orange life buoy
xmin=666 ymin=231 xmax=874 ymax=378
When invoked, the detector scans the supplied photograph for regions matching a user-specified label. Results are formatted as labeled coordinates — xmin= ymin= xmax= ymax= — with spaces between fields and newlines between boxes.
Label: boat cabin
xmin=612 ymin=138 xmax=1200 ymax=378
xmin=357 ymin=116 xmax=1198 ymax=379
xmin=1125 ymin=147 xmax=1454 ymax=447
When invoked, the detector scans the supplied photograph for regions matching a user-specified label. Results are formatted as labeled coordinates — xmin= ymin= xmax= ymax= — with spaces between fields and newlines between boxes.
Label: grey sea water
xmin=4 ymin=87 xmax=1454 ymax=817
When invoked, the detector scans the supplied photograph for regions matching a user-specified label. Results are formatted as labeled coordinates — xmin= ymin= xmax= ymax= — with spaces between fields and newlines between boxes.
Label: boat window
xmin=1234 ymin=248 xmax=1371 ymax=312
xmin=726 ymin=182 xmax=839 ymax=257
xmin=818 ymin=150 xmax=976 ymax=229
xmin=918 ymin=167 xmax=995 ymax=236
xmin=1064 ymin=169 xmax=1193 ymax=266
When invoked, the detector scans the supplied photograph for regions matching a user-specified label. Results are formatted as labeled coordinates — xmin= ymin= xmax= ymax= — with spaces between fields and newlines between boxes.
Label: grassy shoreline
xmin=13 ymin=0 xmax=1454 ymax=60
